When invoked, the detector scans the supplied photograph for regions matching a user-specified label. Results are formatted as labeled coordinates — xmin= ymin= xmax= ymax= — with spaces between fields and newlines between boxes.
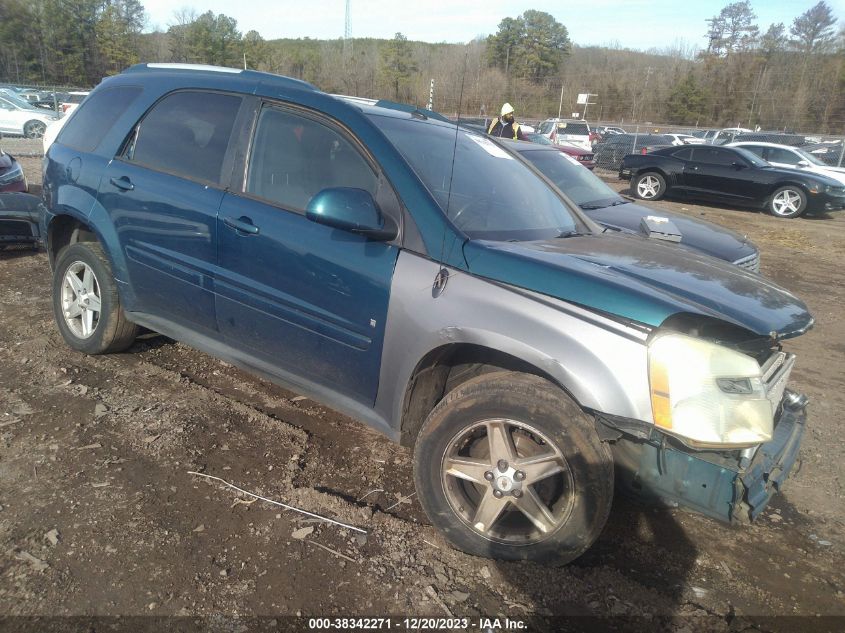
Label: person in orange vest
xmin=487 ymin=103 xmax=527 ymax=140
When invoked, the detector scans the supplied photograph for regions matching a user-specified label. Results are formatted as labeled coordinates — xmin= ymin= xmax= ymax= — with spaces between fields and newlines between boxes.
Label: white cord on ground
xmin=187 ymin=471 xmax=367 ymax=534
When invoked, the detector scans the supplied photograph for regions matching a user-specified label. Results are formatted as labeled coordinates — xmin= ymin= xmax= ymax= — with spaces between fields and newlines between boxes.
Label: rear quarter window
xmin=57 ymin=86 xmax=142 ymax=153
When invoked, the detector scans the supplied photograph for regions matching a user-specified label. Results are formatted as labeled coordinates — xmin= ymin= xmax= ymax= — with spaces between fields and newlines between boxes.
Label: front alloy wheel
xmin=414 ymin=371 xmax=614 ymax=564
xmin=769 ymin=186 xmax=807 ymax=218
xmin=442 ymin=418 xmax=574 ymax=544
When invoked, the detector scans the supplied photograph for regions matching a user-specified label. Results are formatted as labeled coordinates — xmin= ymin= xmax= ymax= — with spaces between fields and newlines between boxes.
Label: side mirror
xmin=306 ymin=187 xmax=397 ymax=241
xmin=731 ymin=161 xmax=747 ymax=170
xmin=797 ymin=160 xmax=810 ymax=168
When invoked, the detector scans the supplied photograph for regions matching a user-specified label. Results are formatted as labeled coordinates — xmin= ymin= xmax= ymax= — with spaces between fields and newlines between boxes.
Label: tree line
xmin=0 ymin=1 xmax=843 ymax=133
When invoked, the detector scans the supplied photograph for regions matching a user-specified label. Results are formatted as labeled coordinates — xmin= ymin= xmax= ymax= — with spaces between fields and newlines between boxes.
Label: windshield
xmin=558 ymin=122 xmax=589 ymax=135
xmin=733 ymin=147 xmax=769 ymax=167
xmin=371 ymin=115 xmax=585 ymax=241
xmin=0 ymin=89 xmax=38 ymax=110
xmin=794 ymin=147 xmax=827 ymax=166
xmin=526 ymin=133 xmax=553 ymax=146
xmin=521 ymin=150 xmax=623 ymax=209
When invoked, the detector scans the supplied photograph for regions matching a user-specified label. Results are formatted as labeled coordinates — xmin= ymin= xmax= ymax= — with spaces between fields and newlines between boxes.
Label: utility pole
xmin=632 ymin=66 xmax=652 ymax=123
xmin=427 ymin=78 xmax=434 ymax=111
xmin=557 ymin=84 xmax=564 ymax=120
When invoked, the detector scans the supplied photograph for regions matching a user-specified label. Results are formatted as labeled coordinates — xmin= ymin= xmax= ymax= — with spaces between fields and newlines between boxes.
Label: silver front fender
xmin=374 ymin=252 xmax=655 ymax=434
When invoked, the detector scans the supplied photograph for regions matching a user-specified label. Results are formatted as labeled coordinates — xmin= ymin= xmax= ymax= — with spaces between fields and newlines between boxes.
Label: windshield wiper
xmin=580 ymin=198 xmax=627 ymax=210
xmin=555 ymin=230 xmax=586 ymax=238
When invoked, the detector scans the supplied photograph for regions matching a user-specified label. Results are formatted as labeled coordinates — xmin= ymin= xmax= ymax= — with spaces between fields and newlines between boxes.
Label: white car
xmin=43 ymin=116 xmax=69 ymax=154
xmin=662 ymin=133 xmax=705 ymax=146
xmin=0 ymin=90 xmax=59 ymax=138
xmin=729 ymin=141 xmax=845 ymax=185
xmin=536 ymin=118 xmax=592 ymax=151
xmin=711 ymin=127 xmax=753 ymax=145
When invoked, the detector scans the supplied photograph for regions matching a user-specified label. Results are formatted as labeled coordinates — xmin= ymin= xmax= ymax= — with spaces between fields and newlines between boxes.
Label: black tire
xmin=52 ymin=242 xmax=138 ymax=354
xmin=413 ymin=371 xmax=613 ymax=564
xmin=23 ymin=120 xmax=46 ymax=139
xmin=632 ymin=171 xmax=666 ymax=200
xmin=768 ymin=186 xmax=807 ymax=218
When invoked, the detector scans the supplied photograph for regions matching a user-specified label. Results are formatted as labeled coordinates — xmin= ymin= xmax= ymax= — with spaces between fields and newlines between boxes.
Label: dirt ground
xmin=1 ymin=156 xmax=844 ymax=631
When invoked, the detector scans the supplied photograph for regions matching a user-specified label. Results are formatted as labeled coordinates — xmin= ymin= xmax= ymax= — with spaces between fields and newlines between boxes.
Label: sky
xmin=141 ymin=0 xmax=845 ymax=51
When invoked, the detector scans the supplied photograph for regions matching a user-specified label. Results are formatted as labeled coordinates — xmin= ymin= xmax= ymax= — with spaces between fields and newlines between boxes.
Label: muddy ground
xmin=0 ymin=156 xmax=844 ymax=632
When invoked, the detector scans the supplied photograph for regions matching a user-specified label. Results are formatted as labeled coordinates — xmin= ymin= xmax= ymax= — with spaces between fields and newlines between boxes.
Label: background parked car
xmin=0 ymin=146 xmax=27 ymax=193
xmin=620 ymin=144 xmax=845 ymax=218
xmin=729 ymin=141 xmax=845 ymax=185
xmin=525 ymin=132 xmax=595 ymax=169
xmin=60 ymin=91 xmax=90 ymax=115
xmin=663 ymin=133 xmax=705 ymax=146
xmin=536 ymin=118 xmax=592 ymax=150
xmin=711 ymin=127 xmax=753 ymax=145
xmin=505 ymin=139 xmax=760 ymax=270
xmin=732 ymin=132 xmax=806 ymax=147
xmin=593 ymin=133 xmax=671 ymax=170
xmin=0 ymin=89 xmax=59 ymax=138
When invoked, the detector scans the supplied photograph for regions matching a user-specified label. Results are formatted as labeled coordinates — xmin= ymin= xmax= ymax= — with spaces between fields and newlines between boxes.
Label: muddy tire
xmin=413 ymin=371 xmax=613 ymax=564
xmin=52 ymin=242 xmax=138 ymax=354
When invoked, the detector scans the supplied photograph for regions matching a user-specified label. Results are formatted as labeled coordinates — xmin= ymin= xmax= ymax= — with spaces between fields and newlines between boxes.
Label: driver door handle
xmin=223 ymin=216 xmax=260 ymax=235
xmin=110 ymin=176 xmax=134 ymax=191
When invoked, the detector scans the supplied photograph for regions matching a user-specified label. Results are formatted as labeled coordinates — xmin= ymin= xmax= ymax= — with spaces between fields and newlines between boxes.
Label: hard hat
xmin=501 ymin=103 xmax=514 ymax=116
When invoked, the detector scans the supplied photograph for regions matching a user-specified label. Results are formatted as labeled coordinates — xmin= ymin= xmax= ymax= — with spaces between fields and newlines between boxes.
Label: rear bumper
xmin=612 ymin=390 xmax=806 ymax=523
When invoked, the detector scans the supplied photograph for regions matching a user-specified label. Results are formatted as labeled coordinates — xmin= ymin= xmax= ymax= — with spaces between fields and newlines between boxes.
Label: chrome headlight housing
xmin=648 ymin=333 xmax=773 ymax=449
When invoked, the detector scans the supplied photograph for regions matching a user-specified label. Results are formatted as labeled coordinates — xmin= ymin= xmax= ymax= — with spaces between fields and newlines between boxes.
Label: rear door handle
xmin=223 ymin=216 xmax=260 ymax=235
xmin=110 ymin=176 xmax=134 ymax=191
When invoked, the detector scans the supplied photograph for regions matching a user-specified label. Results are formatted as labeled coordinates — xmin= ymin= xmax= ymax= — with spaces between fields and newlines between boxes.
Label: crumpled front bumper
xmin=612 ymin=390 xmax=807 ymax=523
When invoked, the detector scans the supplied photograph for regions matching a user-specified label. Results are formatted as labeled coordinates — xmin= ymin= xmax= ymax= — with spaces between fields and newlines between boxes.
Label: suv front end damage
xmin=607 ymin=330 xmax=808 ymax=523
xmin=612 ymin=390 xmax=805 ymax=523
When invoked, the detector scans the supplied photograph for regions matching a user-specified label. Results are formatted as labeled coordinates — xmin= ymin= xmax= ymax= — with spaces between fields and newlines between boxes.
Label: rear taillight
xmin=641 ymin=147 xmax=648 ymax=154
xmin=62 ymin=104 xmax=70 ymax=112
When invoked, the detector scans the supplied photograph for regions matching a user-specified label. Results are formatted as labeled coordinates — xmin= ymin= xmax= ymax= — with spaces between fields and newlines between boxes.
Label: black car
xmin=503 ymin=140 xmax=760 ymax=270
xmin=620 ymin=145 xmax=845 ymax=218
xmin=593 ymin=133 xmax=671 ymax=170
xmin=0 ymin=192 xmax=41 ymax=248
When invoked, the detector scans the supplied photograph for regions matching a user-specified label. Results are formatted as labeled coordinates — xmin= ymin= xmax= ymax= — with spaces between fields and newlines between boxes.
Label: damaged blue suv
xmin=42 ymin=64 xmax=813 ymax=564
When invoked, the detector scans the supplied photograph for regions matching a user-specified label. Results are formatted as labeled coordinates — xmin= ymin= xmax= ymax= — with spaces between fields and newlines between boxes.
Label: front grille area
xmin=733 ymin=251 xmax=760 ymax=273
xmin=762 ymin=351 xmax=795 ymax=411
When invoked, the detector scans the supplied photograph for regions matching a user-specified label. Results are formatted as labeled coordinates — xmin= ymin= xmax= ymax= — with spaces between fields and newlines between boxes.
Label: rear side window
xmin=126 ymin=91 xmax=242 ymax=185
xmin=672 ymin=147 xmax=693 ymax=160
xmin=692 ymin=147 xmax=736 ymax=166
xmin=57 ymin=86 xmax=141 ymax=153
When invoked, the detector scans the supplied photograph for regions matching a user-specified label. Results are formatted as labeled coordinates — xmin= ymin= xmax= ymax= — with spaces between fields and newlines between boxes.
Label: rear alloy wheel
xmin=23 ymin=120 xmax=47 ymax=139
xmin=769 ymin=186 xmax=807 ymax=219
xmin=633 ymin=172 xmax=666 ymax=200
xmin=414 ymin=371 xmax=614 ymax=564
xmin=52 ymin=242 xmax=138 ymax=354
